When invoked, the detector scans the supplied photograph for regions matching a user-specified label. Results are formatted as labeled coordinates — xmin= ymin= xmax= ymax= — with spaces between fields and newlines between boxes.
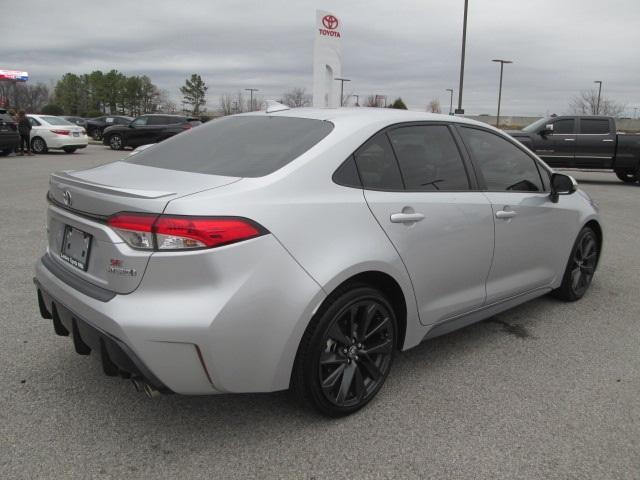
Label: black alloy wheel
xmin=109 ymin=134 xmax=123 ymax=150
xmin=615 ymin=169 xmax=639 ymax=184
xmin=553 ymin=227 xmax=599 ymax=301
xmin=292 ymin=285 xmax=396 ymax=416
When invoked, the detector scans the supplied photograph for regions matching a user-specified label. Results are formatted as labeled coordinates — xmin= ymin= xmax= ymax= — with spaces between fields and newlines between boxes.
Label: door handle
xmin=390 ymin=212 xmax=425 ymax=223
xmin=563 ymin=138 xmax=575 ymax=142
xmin=495 ymin=210 xmax=517 ymax=219
xmin=602 ymin=139 xmax=614 ymax=142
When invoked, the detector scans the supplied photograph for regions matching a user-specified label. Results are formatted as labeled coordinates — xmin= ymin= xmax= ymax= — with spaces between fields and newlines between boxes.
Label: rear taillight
xmin=182 ymin=123 xmax=192 ymax=130
xmin=51 ymin=129 xmax=71 ymax=136
xmin=107 ymin=213 xmax=267 ymax=251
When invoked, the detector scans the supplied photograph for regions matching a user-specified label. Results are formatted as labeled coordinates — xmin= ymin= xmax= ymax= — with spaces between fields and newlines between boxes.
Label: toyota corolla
xmin=34 ymin=106 xmax=602 ymax=416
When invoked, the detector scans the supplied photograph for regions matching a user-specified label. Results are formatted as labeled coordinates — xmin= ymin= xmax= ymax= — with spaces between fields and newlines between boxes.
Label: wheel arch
xmin=320 ymin=270 xmax=409 ymax=351
xmin=584 ymin=219 xmax=603 ymax=266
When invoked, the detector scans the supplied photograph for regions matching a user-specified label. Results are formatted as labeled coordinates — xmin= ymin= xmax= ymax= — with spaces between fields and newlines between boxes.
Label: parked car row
xmin=102 ymin=114 xmax=201 ymax=150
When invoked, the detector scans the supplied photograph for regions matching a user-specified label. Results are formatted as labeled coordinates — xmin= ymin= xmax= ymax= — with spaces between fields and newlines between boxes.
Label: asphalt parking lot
xmin=1 ymin=145 xmax=638 ymax=479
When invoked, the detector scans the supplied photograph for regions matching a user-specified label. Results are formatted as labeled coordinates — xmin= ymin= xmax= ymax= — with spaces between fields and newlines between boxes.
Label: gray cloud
xmin=2 ymin=0 xmax=639 ymax=115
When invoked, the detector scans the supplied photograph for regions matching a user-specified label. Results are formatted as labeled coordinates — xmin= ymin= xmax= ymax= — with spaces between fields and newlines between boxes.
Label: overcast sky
xmin=3 ymin=0 xmax=639 ymax=115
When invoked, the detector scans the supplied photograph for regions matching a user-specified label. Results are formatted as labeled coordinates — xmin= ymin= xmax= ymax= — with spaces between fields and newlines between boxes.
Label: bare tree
xmin=569 ymin=89 xmax=626 ymax=117
xmin=428 ymin=98 xmax=442 ymax=113
xmin=364 ymin=95 xmax=382 ymax=107
xmin=218 ymin=91 xmax=247 ymax=116
xmin=282 ymin=88 xmax=311 ymax=108
xmin=219 ymin=94 xmax=233 ymax=116
xmin=157 ymin=89 xmax=177 ymax=113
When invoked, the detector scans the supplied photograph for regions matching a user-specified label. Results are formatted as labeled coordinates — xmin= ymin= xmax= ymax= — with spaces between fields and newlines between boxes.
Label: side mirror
xmin=541 ymin=124 xmax=554 ymax=136
xmin=550 ymin=172 xmax=577 ymax=202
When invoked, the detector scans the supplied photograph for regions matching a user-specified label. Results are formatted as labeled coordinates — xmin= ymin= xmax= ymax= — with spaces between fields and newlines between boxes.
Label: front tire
xmin=615 ymin=169 xmax=638 ymax=184
xmin=108 ymin=134 xmax=123 ymax=150
xmin=31 ymin=137 xmax=48 ymax=154
xmin=63 ymin=147 xmax=77 ymax=154
xmin=552 ymin=227 xmax=600 ymax=301
xmin=292 ymin=284 xmax=397 ymax=417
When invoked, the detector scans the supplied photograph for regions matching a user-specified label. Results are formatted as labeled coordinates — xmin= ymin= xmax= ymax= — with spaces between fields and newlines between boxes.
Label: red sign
xmin=322 ymin=15 xmax=339 ymax=30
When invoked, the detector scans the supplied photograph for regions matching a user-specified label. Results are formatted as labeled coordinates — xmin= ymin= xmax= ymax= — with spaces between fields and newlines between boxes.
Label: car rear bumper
xmin=34 ymin=234 xmax=325 ymax=395
xmin=46 ymin=135 xmax=89 ymax=149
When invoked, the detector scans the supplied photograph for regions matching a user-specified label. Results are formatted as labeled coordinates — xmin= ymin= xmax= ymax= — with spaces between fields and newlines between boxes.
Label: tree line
xmin=0 ymin=69 xmax=630 ymax=119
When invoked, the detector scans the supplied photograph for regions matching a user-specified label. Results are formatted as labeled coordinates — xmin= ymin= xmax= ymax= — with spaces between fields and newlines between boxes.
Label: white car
xmin=27 ymin=114 xmax=88 ymax=154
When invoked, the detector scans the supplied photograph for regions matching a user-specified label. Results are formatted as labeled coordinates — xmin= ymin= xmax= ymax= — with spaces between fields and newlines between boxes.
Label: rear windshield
xmin=126 ymin=116 xmax=334 ymax=177
xmin=40 ymin=116 xmax=74 ymax=126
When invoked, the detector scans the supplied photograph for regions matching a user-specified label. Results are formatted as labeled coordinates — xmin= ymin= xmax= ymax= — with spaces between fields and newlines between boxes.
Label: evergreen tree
xmin=180 ymin=74 xmax=208 ymax=115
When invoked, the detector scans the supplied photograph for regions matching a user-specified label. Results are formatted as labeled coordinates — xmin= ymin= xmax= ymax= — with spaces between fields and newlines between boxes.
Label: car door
xmin=127 ymin=116 xmax=154 ymax=146
xmin=457 ymin=126 xmax=577 ymax=303
xmin=359 ymin=125 xmax=494 ymax=325
xmin=575 ymin=117 xmax=615 ymax=168
xmin=532 ymin=118 xmax=576 ymax=168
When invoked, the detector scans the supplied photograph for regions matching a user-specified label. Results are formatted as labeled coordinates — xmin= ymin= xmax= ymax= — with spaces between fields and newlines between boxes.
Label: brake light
xmin=182 ymin=123 xmax=192 ymax=130
xmin=107 ymin=213 xmax=267 ymax=251
xmin=51 ymin=129 xmax=71 ymax=136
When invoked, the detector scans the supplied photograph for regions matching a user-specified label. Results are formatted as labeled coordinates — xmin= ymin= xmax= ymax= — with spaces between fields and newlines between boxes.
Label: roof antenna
xmin=265 ymin=100 xmax=290 ymax=113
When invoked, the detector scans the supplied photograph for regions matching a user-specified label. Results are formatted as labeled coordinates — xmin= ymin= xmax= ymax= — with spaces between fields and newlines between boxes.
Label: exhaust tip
xmin=143 ymin=382 xmax=161 ymax=398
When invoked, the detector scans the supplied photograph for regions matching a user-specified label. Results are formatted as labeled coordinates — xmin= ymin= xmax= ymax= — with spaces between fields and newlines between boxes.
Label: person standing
xmin=17 ymin=110 xmax=33 ymax=156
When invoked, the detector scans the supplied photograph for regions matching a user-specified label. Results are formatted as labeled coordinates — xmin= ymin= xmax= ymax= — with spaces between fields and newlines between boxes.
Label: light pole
xmin=456 ymin=0 xmax=469 ymax=114
xmin=353 ymin=94 xmax=359 ymax=106
xmin=335 ymin=77 xmax=351 ymax=106
xmin=245 ymin=88 xmax=259 ymax=111
xmin=594 ymin=80 xmax=602 ymax=115
xmin=492 ymin=59 xmax=513 ymax=128
xmin=446 ymin=88 xmax=454 ymax=115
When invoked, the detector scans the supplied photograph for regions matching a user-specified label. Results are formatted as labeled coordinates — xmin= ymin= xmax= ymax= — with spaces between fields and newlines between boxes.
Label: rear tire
xmin=63 ymin=147 xmax=77 ymax=154
xmin=291 ymin=284 xmax=397 ymax=417
xmin=552 ymin=227 xmax=600 ymax=301
xmin=92 ymin=129 xmax=103 ymax=141
xmin=108 ymin=134 xmax=123 ymax=150
xmin=31 ymin=137 xmax=48 ymax=154
xmin=615 ymin=169 xmax=638 ymax=184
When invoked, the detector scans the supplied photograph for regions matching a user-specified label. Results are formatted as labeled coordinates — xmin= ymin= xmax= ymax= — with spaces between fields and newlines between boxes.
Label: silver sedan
xmin=34 ymin=106 xmax=602 ymax=416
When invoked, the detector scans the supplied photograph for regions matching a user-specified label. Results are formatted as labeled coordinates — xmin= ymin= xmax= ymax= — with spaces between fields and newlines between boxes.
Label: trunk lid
xmin=46 ymin=161 xmax=240 ymax=294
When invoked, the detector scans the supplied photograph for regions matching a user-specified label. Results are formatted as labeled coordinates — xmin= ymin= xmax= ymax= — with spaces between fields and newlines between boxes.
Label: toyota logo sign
xmin=322 ymin=15 xmax=339 ymax=30
xmin=62 ymin=190 xmax=72 ymax=207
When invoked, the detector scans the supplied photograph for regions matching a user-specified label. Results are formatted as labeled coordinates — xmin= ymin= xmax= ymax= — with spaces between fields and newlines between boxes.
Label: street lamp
xmin=456 ymin=0 xmax=469 ymax=114
xmin=594 ymin=80 xmax=602 ymax=115
xmin=492 ymin=59 xmax=513 ymax=128
xmin=334 ymin=77 xmax=351 ymax=107
xmin=245 ymin=88 xmax=259 ymax=111
xmin=445 ymin=88 xmax=454 ymax=115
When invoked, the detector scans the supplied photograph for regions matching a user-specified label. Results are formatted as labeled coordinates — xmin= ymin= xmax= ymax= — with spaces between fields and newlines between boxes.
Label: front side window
xmin=28 ymin=117 xmax=41 ymax=126
xmin=353 ymin=133 xmax=403 ymax=190
xmin=459 ymin=127 xmax=543 ymax=192
xmin=388 ymin=125 xmax=469 ymax=191
xmin=552 ymin=119 xmax=574 ymax=134
xmin=146 ymin=116 xmax=167 ymax=126
xmin=580 ymin=119 xmax=610 ymax=134
xmin=131 ymin=117 xmax=148 ymax=126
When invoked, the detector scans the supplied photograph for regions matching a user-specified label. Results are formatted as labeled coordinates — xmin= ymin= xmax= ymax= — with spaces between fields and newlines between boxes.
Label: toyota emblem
xmin=62 ymin=190 xmax=72 ymax=207
xmin=322 ymin=15 xmax=339 ymax=30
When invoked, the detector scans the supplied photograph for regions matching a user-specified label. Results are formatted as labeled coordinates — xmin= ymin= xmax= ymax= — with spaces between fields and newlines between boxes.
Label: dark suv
xmin=0 ymin=109 xmax=20 ymax=156
xmin=86 ymin=115 xmax=133 ymax=140
xmin=102 ymin=114 xmax=201 ymax=150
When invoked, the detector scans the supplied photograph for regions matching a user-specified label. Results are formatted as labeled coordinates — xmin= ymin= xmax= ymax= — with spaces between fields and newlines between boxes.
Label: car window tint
xmin=580 ymin=119 xmax=610 ymax=134
xmin=353 ymin=133 xmax=403 ymax=190
xmin=116 ymin=117 xmax=130 ymax=124
xmin=460 ymin=127 xmax=543 ymax=192
xmin=127 ymin=116 xmax=334 ymax=177
xmin=132 ymin=117 xmax=148 ymax=126
xmin=29 ymin=117 xmax=41 ymax=126
xmin=333 ymin=156 xmax=362 ymax=188
xmin=146 ymin=116 xmax=167 ymax=126
xmin=388 ymin=125 xmax=469 ymax=191
xmin=552 ymin=119 xmax=574 ymax=134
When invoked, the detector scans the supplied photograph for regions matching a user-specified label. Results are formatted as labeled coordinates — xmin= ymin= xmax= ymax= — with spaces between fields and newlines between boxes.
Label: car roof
xmin=241 ymin=107 xmax=495 ymax=131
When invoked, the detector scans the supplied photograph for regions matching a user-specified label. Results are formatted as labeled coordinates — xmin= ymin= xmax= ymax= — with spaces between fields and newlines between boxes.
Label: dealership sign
xmin=0 ymin=70 xmax=29 ymax=82
xmin=313 ymin=10 xmax=342 ymax=108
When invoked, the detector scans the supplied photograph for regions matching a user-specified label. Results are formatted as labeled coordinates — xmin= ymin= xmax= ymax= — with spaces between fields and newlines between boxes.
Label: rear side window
xmin=552 ymin=119 xmax=574 ymax=134
xmin=388 ymin=125 xmax=469 ymax=191
xmin=127 ymin=116 xmax=334 ymax=177
xmin=459 ymin=127 xmax=543 ymax=192
xmin=580 ymin=119 xmax=610 ymax=134
xmin=353 ymin=133 xmax=403 ymax=190
xmin=147 ymin=116 xmax=168 ymax=126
